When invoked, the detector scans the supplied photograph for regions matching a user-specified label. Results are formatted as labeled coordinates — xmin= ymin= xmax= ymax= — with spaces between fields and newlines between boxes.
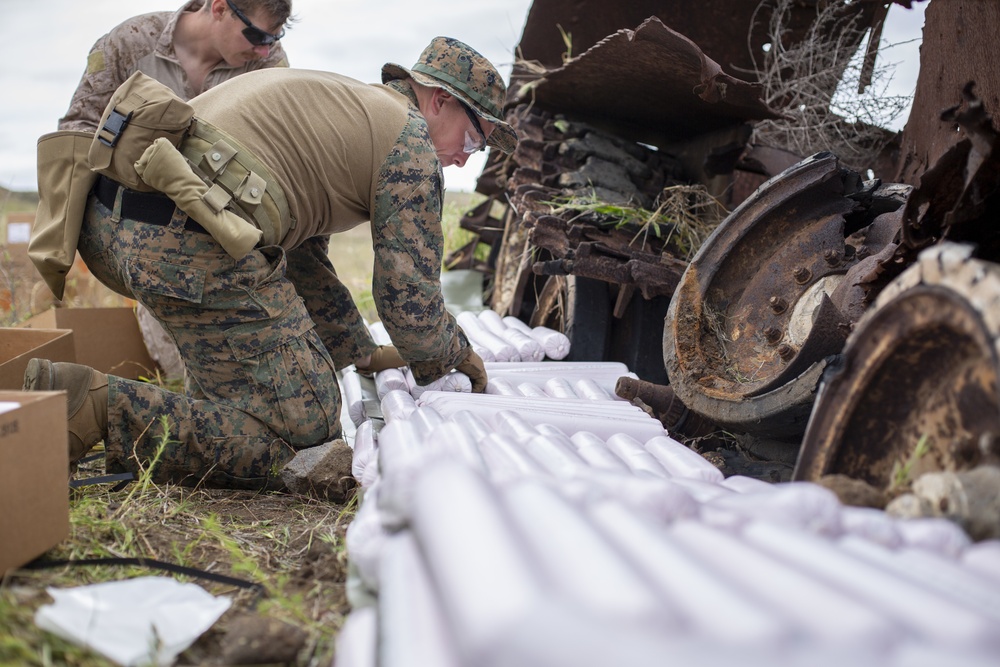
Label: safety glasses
xmin=458 ymin=100 xmax=488 ymax=154
xmin=226 ymin=0 xmax=285 ymax=46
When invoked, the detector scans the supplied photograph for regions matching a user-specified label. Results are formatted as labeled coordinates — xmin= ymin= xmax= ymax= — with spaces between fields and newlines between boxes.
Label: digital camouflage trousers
xmin=77 ymin=190 xmax=346 ymax=489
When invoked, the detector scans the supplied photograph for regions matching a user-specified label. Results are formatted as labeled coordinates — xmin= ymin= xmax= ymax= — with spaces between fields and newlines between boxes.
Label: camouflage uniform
xmin=59 ymin=0 xmax=289 ymax=132
xmin=76 ymin=39 xmax=516 ymax=488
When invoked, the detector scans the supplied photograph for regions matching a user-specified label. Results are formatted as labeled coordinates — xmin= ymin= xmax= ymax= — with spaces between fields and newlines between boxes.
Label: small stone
xmin=280 ymin=439 xmax=357 ymax=502
xmin=220 ymin=614 xmax=307 ymax=665
xmin=816 ymin=474 xmax=887 ymax=509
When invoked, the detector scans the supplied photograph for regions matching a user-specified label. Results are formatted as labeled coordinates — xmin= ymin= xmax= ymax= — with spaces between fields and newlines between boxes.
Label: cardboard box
xmin=21 ymin=307 xmax=157 ymax=380
xmin=0 ymin=391 xmax=69 ymax=574
xmin=0 ymin=328 xmax=76 ymax=390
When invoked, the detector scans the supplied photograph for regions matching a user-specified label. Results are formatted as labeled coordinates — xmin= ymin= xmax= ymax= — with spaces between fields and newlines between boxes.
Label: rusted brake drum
xmin=663 ymin=152 xmax=906 ymax=440
xmin=794 ymin=243 xmax=1000 ymax=488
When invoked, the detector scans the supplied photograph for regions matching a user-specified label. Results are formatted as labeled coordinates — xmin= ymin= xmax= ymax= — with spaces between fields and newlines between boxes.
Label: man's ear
xmin=210 ymin=0 xmax=227 ymax=20
xmin=428 ymin=88 xmax=452 ymax=117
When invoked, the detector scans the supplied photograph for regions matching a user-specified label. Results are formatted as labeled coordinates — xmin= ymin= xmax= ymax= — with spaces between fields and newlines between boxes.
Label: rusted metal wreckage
xmin=457 ymin=0 xmax=1000 ymax=518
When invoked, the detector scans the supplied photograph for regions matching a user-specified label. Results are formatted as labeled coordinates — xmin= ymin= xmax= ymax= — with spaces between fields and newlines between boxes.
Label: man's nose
xmin=253 ymin=44 xmax=272 ymax=58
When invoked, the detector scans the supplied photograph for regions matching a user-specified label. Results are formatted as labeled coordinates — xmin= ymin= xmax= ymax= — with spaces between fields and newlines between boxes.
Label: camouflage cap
xmin=382 ymin=36 xmax=517 ymax=154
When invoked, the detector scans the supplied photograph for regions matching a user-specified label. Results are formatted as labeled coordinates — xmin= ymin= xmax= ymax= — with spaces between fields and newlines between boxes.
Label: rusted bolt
xmin=793 ymin=267 xmax=812 ymax=284
xmin=777 ymin=343 xmax=795 ymax=361
xmin=763 ymin=326 xmax=783 ymax=345
xmin=768 ymin=296 xmax=788 ymax=314
xmin=823 ymin=249 xmax=841 ymax=266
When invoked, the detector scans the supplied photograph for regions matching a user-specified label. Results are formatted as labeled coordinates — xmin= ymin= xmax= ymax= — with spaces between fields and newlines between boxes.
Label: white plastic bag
xmin=35 ymin=576 xmax=231 ymax=667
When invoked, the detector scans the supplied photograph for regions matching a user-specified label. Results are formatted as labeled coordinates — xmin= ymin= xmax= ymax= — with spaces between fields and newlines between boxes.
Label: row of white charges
xmin=341 ymin=355 xmax=628 ymax=427
xmin=336 ymin=375 xmax=1000 ymax=666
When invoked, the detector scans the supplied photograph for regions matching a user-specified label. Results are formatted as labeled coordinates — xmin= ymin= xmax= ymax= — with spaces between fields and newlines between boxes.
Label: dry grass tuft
xmin=543 ymin=184 xmax=728 ymax=260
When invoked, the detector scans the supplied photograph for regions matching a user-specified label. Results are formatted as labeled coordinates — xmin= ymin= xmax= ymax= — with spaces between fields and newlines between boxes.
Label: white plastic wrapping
xmin=587 ymin=502 xmax=792 ymax=646
xmin=405 ymin=367 xmax=472 ymax=397
xmin=668 ymin=521 xmax=900 ymax=647
xmin=424 ymin=421 xmax=489 ymax=474
xmin=741 ymin=521 xmax=999 ymax=648
xmin=643 ymin=435 xmax=725 ymax=483
xmin=408 ymin=461 xmax=549 ymax=657
xmin=522 ymin=433 xmax=590 ymax=479
xmin=606 ymin=433 xmax=671 ymax=478
xmin=484 ymin=360 xmax=635 ymax=395
xmin=500 ymin=327 xmax=546 ymax=362
xmin=352 ymin=419 xmax=378 ymax=483
xmin=486 ymin=377 xmax=520 ymax=396
xmin=961 ymin=540 xmax=1000 ymax=585
xmin=378 ymin=532 xmax=462 ymax=667
xmin=476 ymin=308 xmax=509 ymax=336
xmin=720 ymin=475 xmax=777 ymax=494
xmin=473 ymin=344 xmax=496 ymax=362
xmin=416 ymin=392 xmax=667 ymax=442
xmin=839 ymin=506 xmax=904 ymax=548
xmin=458 ymin=311 xmax=519 ymax=362
xmin=334 ymin=607 xmax=378 ymax=667
xmin=516 ymin=381 xmax=548 ymax=398
xmin=569 ymin=431 xmax=631 ymax=473
xmin=503 ymin=317 xmax=571 ymax=360
xmin=699 ymin=483 xmax=844 ymax=536
xmin=476 ymin=433 xmax=547 ymax=478
xmin=561 ymin=473 xmax=701 ymax=523
xmin=34 ymin=577 xmax=231 ymax=667
xmin=447 ymin=410 xmax=493 ymax=442
xmin=494 ymin=410 xmax=542 ymax=439
xmin=543 ymin=376 xmax=579 ymax=399
xmin=574 ymin=378 xmax=613 ymax=401
xmin=500 ymin=481 xmax=673 ymax=624
xmin=368 ymin=321 xmax=392 ymax=346
xmin=380 ymin=389 xmax=417 ymax=424
xmin=375 ymin=368 xmax=410 ymax=400
xmin=837 ymin=536 xmax=1000 ymax=624
xmin=894 ymin=517 xmax=972 ymax=558
xmin=341 ymin=367 xmax=367 ymax=427
xmin=346 ymin=486 xmax=390 ymax=594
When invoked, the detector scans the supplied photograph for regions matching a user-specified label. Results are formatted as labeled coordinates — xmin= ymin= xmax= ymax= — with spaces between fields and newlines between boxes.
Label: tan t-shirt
xmin=58 ymin=0 xmax=288 ymax=132
xmin=190 ymin=69 xmax=413 ymax=248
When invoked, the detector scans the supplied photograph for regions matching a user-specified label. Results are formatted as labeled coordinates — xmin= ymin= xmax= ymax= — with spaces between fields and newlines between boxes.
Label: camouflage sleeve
xmin=285 ymin=234 xmax=377 ymax=369
xmin=58 ymin=32 xmax=134 ymax=132
xmin=371 ymin=108 xmax=471 ymax=385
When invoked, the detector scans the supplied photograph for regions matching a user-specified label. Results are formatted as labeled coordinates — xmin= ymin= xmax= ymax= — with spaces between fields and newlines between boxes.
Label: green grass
xmin=1 ymin=412 xmax=354 ymax=666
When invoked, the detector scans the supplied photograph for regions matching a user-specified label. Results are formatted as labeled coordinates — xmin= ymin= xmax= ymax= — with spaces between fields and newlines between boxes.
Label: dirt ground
xmin=3 ymin=472 xmax=356 ymax=666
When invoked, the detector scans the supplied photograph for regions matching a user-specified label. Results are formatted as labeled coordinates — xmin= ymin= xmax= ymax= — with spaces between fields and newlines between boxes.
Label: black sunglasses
xmin=458 ymin=100 xmax=488 ymax=153
xmin=225 ymin=0 xmax=285 ymax=46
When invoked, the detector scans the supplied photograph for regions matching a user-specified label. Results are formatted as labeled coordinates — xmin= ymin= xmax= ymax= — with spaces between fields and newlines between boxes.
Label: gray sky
xmin=0 ymin=0 xmax=925 ymax=194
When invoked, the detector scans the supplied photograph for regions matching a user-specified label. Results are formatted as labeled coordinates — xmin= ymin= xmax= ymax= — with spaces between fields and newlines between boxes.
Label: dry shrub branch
xmin=747 ymin=0 xmax=911 ymax=173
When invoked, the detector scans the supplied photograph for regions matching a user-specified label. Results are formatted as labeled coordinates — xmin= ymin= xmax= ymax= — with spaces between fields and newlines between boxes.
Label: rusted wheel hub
xmin=663 ymin=152 xmax=907 ymax=439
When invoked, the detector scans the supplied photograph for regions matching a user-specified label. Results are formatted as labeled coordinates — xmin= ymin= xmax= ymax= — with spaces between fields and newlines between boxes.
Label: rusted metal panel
xmin=894 ymin=0 xmax=1000 ymax=186
xmin=514 ymin=0 xmax=881 ymax=82
xmin=513 ymin=17 xmax=782 ymax=147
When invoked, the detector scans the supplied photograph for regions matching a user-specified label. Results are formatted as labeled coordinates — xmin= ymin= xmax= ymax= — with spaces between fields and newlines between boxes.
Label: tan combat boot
xmin=23 ymin=359 xmax=109 ymax=464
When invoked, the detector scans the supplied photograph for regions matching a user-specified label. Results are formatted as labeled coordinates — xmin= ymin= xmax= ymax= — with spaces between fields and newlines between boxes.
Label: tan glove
xmin=455 ymin=349 xmax=488 ymax=393
xmin=356 ymin=345 xmax=406 ymax=376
